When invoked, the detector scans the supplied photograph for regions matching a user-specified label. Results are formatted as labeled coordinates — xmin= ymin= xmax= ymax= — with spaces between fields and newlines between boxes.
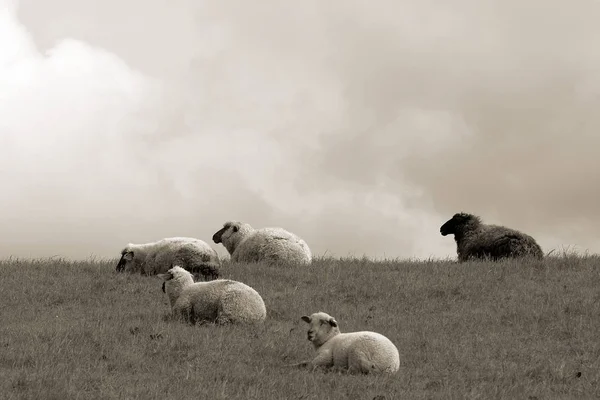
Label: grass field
xmin=2 ymin=254 xmax=600 ymax=399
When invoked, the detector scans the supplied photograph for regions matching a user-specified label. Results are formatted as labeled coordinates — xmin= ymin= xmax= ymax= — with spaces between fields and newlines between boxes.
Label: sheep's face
xmin=115 ymin=246 xmax=137 ymax=272
xmin=301 ymin=312 xmax=340 ymax=348
xmin=212 ymin=221 xmax=241 ymax=244
xmin=158 ymin=271 xmax=173 ymax=293
xmin=212 ymin=221 xmax=252 ymax=255
xmin=158 ymin=266 xmax=194 ymax=307
xmin=440 ymin=213 xmax=477 ymax=236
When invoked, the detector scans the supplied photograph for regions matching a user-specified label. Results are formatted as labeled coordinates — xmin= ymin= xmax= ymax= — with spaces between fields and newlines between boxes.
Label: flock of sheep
xmin=115 ymin=213 xmax=545 ymax=375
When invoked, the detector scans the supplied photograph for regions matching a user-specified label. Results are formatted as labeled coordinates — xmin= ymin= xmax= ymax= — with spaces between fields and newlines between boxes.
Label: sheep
xmin=290 ymin=311 xmax=400 ymax=374
xmin=158 ymin=266 xmax=267 ymax=325
xmin=440 ymin=212 xmax=544 ymax=261
xmin=115 ymin=237 xmax=220 ymax=281
xmin=212 ymin=221 xmax=312 ymax=265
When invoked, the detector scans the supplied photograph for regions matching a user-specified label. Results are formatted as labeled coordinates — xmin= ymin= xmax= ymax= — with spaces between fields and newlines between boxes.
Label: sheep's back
xmin=232 ymin=228 xmax=312 ymax=265
xmin=177 ymin=280 xmax=233 ymax=320
xmin=145 ymin=240 xmax=220 ymax=275
xmin=184 ymin=280 xmax=266 ymax=324
xmin=218 ymin=282 xmax=267 ymax=323
xmin=327 ymin=332 xmax=399 ymax=373
xmin=459 ymin=225 xmax=543 ymax=261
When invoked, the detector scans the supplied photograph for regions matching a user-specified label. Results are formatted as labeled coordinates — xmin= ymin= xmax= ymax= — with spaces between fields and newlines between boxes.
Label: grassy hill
xmin=1 ymin=255 xmax=599 ymax=399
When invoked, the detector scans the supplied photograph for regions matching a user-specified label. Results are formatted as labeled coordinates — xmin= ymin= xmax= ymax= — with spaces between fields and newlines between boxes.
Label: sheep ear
xmin=123 ymin=251 xmax=134 ymax=261
xmin=301 ymin=316 xmax=311 ymax=323
xmin=328 ymin=318 xmax=338 ymax=327
xmin=233 ymin=225 xmax=239 ymax=233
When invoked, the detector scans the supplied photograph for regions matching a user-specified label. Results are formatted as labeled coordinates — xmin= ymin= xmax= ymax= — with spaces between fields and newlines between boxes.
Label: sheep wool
xmin=440 ymin=212 xmax=544 ymax=261
xmin=298 ymin=311 xmax=400 ymax=374
xmin=212 ymin=221 xmax=312 ymax=265
xmin=116 ymin=237 xmax=220 ymax=280
xmin=158 ymin=266 xmax=267 ymax=325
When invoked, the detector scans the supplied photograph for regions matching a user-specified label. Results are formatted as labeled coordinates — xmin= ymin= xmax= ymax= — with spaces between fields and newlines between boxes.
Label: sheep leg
xmin=215 ymin=314 xmax=231 ymax=325
xmin=309 ymin=352 xmax=335 ymax=371
xmin=286 ymin=357 xmax=332 ymax=372
xmin=285 ymin=361 xmax=310 ymax=369
xmin=347 ymin=349 xmax=376 ymax=374
xmin=174 ymin=305 xmax=196 ymax=325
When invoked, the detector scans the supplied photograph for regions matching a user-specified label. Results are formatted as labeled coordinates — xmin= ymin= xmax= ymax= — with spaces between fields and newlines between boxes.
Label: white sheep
xmin=158 ymin=266 xmax=267 ymax=325
xmin=292 ymin=311 xmax=400 ymax=374
xmin=116 ymin=237 xmax=220 ymax=280
xmin=212 ymin=221 xmax=312 ymax=265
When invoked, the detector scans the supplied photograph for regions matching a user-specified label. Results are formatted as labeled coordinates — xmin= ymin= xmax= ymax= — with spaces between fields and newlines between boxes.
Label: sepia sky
xmin=1 ymin=0 xmax=599 ymax=260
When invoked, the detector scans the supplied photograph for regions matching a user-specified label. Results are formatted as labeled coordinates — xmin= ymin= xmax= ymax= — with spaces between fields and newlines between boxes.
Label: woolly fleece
xmin=158 ymin=266 xmax=267 ymax=325
xmin=440 ymin=212 xmax=544 ymax=261
xmin=212 ymin=221 xmax=312 ymax=265
xmin=116 ymin=237 xmax=221 ymax=279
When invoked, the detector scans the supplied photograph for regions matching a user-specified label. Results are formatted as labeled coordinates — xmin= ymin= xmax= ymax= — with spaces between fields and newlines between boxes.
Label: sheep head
xmin=440 ymin=212 xmax=482 ymax=237
xmin=301 ymin=312 xmax=341 ymax=349
xmin=157 ymin=266 xmax=194 ymax=308
xmin=212 ymin=221 xmax=253 ymax=255
xmin=115 ymin=245 xmax=137 ymax=272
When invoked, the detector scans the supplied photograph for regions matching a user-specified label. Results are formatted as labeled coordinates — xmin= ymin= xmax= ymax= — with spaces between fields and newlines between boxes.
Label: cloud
xmin=2 ymin=0 xmax=599 ymax=259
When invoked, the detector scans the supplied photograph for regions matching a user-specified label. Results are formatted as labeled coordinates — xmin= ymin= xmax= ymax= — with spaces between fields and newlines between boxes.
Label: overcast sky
xmin=1 ymin=0 xmax=599 ymax=260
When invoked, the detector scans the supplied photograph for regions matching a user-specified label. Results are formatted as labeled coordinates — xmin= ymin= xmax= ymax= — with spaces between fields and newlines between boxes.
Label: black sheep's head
xmin=440 ymin=212 xmax=478 ymax=236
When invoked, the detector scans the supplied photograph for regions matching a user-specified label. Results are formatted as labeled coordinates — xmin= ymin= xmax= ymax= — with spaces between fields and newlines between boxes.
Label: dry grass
xmin=1 ymin=254 xmax=600 ymax=399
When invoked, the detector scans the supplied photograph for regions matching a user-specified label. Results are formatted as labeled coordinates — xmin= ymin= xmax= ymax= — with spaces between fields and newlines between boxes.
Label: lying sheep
xmin=212 ymin=221 xmax=312 ymax=265
xmin=291 ymin=311 xmax=400 ymax=374
xmin=158 ymin=266 xmax=267 ymax=325
xmin=440 ymin=212 xmax=544 ymax=261
xmin=116 ymin=237 xmax=220 ymax=280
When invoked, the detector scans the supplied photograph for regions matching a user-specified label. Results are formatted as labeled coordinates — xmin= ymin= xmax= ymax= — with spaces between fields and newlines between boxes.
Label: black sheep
xmin=440 ymin=212 xmax=544 ymax=261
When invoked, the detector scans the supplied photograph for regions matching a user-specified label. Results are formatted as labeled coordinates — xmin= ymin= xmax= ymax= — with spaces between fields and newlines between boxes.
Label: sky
xmin=1 ymin=0 xmax=599 ymax=260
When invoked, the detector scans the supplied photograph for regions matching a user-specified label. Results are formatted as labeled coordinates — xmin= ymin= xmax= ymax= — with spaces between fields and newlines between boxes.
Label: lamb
xmin=158 ymin=266 xmax=267 ymax=325
xmin=291 ymin=311 xmax=400 ymax=374
xmin=212 ymin=221 xmax=312 ymax=265
xmin=440 ymin=212 xmax=544 ymax=261
xmin=115 ymin=237 xmax=220 ymax=281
